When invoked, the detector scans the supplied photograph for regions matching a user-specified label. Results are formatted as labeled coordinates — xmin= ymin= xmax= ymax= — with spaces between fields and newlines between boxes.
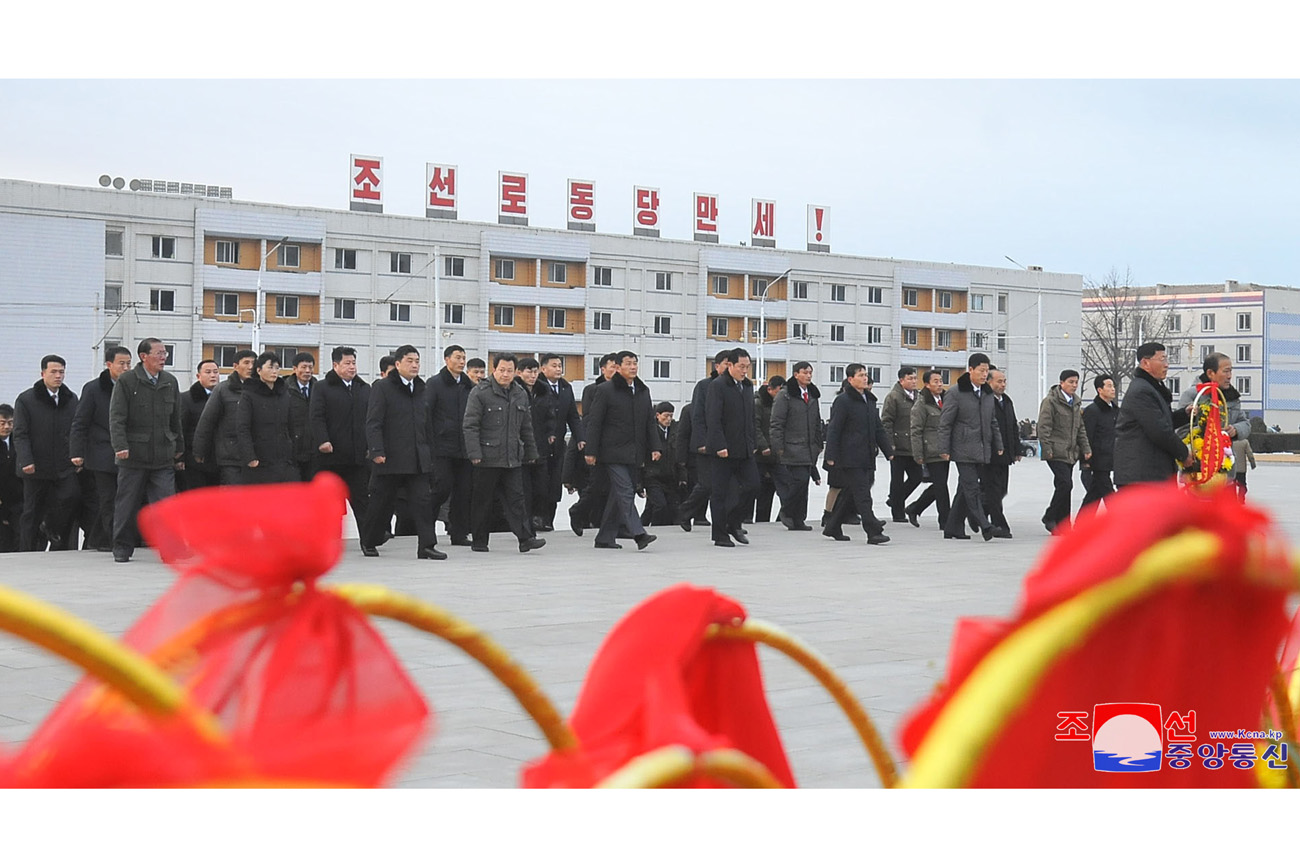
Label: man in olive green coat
xmin=1037 ymin=368 xmax=1092 ymax=534
xmin=880 ymin=366 xmax=923 ymax=522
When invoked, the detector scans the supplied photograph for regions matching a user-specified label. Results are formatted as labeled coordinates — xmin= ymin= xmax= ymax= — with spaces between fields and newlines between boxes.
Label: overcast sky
xmin=4 ymin=78 xmax=1298 ymax=288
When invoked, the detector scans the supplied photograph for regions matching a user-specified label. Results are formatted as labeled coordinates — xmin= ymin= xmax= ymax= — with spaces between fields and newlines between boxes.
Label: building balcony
xmin=483 ymin=331 xmax=586 ymax=355
xmin=196 ymin=318 xmax=322 ymax=347
xmin=705 ymin=295 xmax=789 ymax=319
xmin=900 ymin=308 xmax=968 ymax=330
xmin=200 ymin=264 xmax=323 ymax=296
xmin=899 ymin=347 xmax=969 ymax=368
xmin=484 ymin=283 xmax=588 ymax=310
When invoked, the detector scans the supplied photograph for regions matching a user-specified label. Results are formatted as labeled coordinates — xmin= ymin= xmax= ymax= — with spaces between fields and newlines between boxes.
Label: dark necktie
xmin=52 ymin=394 xmax=58 ymax=406
xmin=301 ymin=384 xmax=309 ymax=397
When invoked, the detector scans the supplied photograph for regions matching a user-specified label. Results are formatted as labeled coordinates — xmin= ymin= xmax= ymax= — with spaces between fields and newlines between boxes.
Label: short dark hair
xmin=0 ymin=403 xmax=13 ymax=419
xmin=599 ymin=353 xmax=619 ymax=368
xmin=40 ymin=354 xmax=66 ymax=370
xmin=924 ymin=370 xmax=943 ymax=384
xmin=291 ymin=352 xmax=315 ymax=367
xmin=105 ymin=345 xmax=131 ymax=363
xmin=988 ymin=364 xmax=999 ymax=372
xmin=254 ymin=351 xmax=279 ymax=372
xmin=196 ymin=359 xmax=218 ymax=372
xmin=331 ymin=346 xmax=357 ymax=364
xmin=444 ymin=344 xmax=465 ymax=359
xmin=1060 ymin=369 xmax=1080 ymax=382
xmin=967 ymin=352 xmax=991 ymax=369
xmin=492 ymin=353 xmax=518 ymax=369
xmin=539 ymin=353 xmax=562 ymax=365
xmin=393 ymin=345 xmax=419 ymax=362
xmin=137 ymin=337 xmax=163 ymax=357
xmin=516 ymin=356 xmax=539 ymax=371
xmin=379 ymin=354 xmax=396 ymax=373
xmin=615 ymin=350 xmax=638 ymax=364
xmin=234 ymin=349 xmax=258 ymax=365
xmin=1202 ymin=352 xmax=1229 ymax=374
xmin=714 ymin=350 xmax=730 ymax=366
xmin=1093 ymin=374 xmax=1114 ymax=391
xmin=767 ymin=375 xmax=786 ymax=389
xmin=846 ymin=363 xmax=866 ymax=380
xmin=792 ymin=361 xmax=812 ymax=375
xmin=1136 ymin=342 xmax=1165 ymax=362
xmin=897 ymin=366 xmax=916 ymax=380
xmin=725 ymin=348 xmax=751 ymax=365
xmin=467 ymin=357 xmax=486 ymax=370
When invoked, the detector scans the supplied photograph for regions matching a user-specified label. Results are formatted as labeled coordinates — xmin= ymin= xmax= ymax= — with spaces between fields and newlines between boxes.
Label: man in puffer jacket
xmin=1036 ymin=369 xmax=1091 ymax=534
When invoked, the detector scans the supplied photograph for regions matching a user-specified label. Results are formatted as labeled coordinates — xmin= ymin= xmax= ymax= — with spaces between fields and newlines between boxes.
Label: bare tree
xmin=1080 ymin=267 xmax=1176 ymax=396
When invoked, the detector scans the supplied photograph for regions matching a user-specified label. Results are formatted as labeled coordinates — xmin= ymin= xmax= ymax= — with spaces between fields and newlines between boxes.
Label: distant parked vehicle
xmin=1020 ymin=439 xmax=1040 ymax=459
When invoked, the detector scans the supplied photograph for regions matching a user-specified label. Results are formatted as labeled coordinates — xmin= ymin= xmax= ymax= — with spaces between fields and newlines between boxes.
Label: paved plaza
xmin=1 ymin=462 xmax=1297 ymax=788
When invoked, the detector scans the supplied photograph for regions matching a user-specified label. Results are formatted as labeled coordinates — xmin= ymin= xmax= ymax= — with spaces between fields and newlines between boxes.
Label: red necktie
xmin=802 ymin=391 xmax=809 ymax=404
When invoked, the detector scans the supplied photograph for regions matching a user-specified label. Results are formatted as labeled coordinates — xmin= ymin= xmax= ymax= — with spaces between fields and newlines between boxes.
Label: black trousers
xmin=1079 ymin=467 xmax=1114 ymax=511
xmin=177 ymin=465 xmax=220 ymax=494
xmin=749 ymin=463 xmax=778 ymax=522
xmin=912 ymin=460 xmax=951 ymax=526
xmin=983 ymin=462 xmax=1010 ymax=531
xmin=947 ymin=461 xmax=990 ymax=535
xmin=218 ymin=465 xmax=244 ymax=486
xmin=826 ymin=466 xmax=885 ymax=535
xmin=773 ymin=464 xmax=812 ymax=525
xmin=295 ymin=457 xmax=318 ymax=483
xmin=366 ymin=472 xmax=436 ymax=551
xmin=241 ymin=463 xmax=298 ymax=485
xmin=1044 ymin=460 xmax=1074 ymax=526
xmin=20 ymin=474 xmax=80 ymax=551
xmin=0 ymin=505 xmax=18 ymax=552
xmin=470 ymin=465 xmax=530 ymax=547
xmin=709 ymin=456 xmax=760 ymax=542
xmin=886 ymin=458 xmax=925 ymax=518
xmin=679 ymin=453 xmax=714 ymax=522
xmin=320 ymin=464 xmax=371 ymax=538
xmin=522 ymin=461 xmax=548 ymax=532
xmin=113 ymin=466 xmax=176 ymax=557
xmin=539 ymin=446 xmax=566 ymax=524
xmin=641 ymin=477 xmax=682 ymax=526
xmin=570 ymin=463 xmax=610 ymax=529
xmin=430 ymin=456 xmax=472 ymax=541
xmin=88 ymin=469 xmax=118 ymax=550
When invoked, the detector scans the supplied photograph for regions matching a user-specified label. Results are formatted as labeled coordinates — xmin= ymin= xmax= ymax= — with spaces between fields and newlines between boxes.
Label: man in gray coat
xmin=937 ymin=352 xmax=1008 ymax=542
xmin=462 ymin=354 xmax=545 ymax=554
xmin=1037 ymin=369 xmax=1092 ymax=534
xmin=880 ymin=366 xmax=923 ymax=523
xmin=108 ymin=338 xmax=184 ymax=563
xmin=768 ymin=361 xmax=823 ymax=531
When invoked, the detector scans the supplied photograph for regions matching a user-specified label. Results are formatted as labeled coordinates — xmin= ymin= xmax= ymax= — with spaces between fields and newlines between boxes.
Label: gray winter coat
xmin=1177 ymin=376 xmax=1251 ymax=442
xmin=937 ymin=373 xmax=1004 ymax=464
xmin=1037 ymin=385 xmax=1091 ymax=465
xmin=462 ymin=379 xmax=539 ymax=468
xmin=910 ymin=388 xmax=948 ymax=464
xmin=879 ymin=382 xmax=918 ymax=457
xmin=109 ymin=363 xmax=184 ymax=470
xmin=768 ymin=381 xmax=823 ymax=466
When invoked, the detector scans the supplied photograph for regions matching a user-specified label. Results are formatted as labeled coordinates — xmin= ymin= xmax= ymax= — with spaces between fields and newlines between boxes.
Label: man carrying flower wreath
xmin=1177 ymin=352 xmax=1250 ymax=486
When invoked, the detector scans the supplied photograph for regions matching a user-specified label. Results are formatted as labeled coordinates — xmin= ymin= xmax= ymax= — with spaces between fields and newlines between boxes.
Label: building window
xmin=997 ymin=293 xmax=1008 ymax=314
xmin=444 ymin=303 xmax=464 ymax=325
xmin=792 ymin=281 xmax=808 ymax=299
xmin=791 ymin=322 xmax=808 ymax=340
xmin=149 ymin=289 xmax=174 ymax=312
xmin=162 ymin=344 xmax=175 ymax=367
xmin=215 ymin=240 xmax=240 ymax=265
xmin=276 ymin=296 xmax=299 ymax=319
xmin=997 ymin=331 xmax=1007 ymax=351
xmin=152 ymin=236 xmax=176 ymax=259
xmin=104 ymin=284 xmax=122 ymax=311
xmin=938 ymin=291 xmax=953 ymax=310
xmin=867 ymin=286 xmax=884 ymax=305
xmin=1201 ymin=344 xmax=1215 ymax=359
xmin=1237 ymin=312 xmax=1252 ymax=331
xmin=654 ymin=315 xmax=672 ymax=335
xmin=653 ymin=360 xmax=671 ymax=379
xmin=973 ymin=332 xmax=988 ymax=348
xmin=904 ymin=288 xmax=919 ymax=307
xmin=333 ymin=298 xmax=356 ymax=320
xmin=1237 ymin=376 xmax=1252 ymax=395
xmin=937 ymin=330 xmax=952 ymax=348
xmin=591 ymin=356 xmax=604 ymax=376
xmin=549 ymin=262 xmax=567 ymax=284
xmin=390 ymin=252 xmax=412 ymax=274
xmin=829 ymin=365 xmax=845 ymax=383
xmin=830 ymin=284 xmax=847 ymax=302
xmin=971 ymin=294 xmax=987 ymax=312
xmin=903 ymin=328 xmax=919 ymax=347
xmin=277 ymin=245 xmax=300 ymax=269
xmin=494 ymin=258 xmax=515 ymax=280
xmin=712 ymin=275 xmax=729 ymax=295
xmin=940 ymin=370 xmax=951 ymax=385
xmin=753 ymin=320 xmax=771 ymax=340
xmin=867 ymin=366 xmax=883 ymax=385
xmin=593 ymin=266 xmax=612 ymax=286
xmin=711 ymin=317 xmax=728 ymax=338
xmin=273 ymin=347 xmax=299 ymax=369
xmin=334 ymin=248 xmax=357 ymax=270
xmin=751 ymin=278 xmax=769 ymax=299
xmin=830 ymin=324 xmax=846 ymax=342
xmin=1201 ymin=313 xmax=1216 ymax=331
xmin=214 ymin=293 xmax=239 ymax=317
xmin=1166 ymin=377 xmax=1181 ymax=395
xmin=105 ymin=229 xmax=124 ymax=257
xmin=444 ymin=256 xmax=465 ymax=277
xmin=593 ymin=311 xmax=612 ymax=331
xmin=215 ymin=345 xmax=239 ymax=368
xmin=1167 ymin=345 xmax=1182 ymax=365
xmin=494 ymin=306 xmax=516 ymax=327
xmin=866 ymin=326 xmax=882 ymax=344
xmin=655 ymin=272 xmax=672 ymax=291
xmin=547 ymin=308 xmax=566 ymax=329
xmin=1237 ymin=344 xmax=1252 ymax=363
xmin=1169 ymin=313 xmax=1182 ymax=332
xmin=390 ymin=303 xmax=411 ymax=323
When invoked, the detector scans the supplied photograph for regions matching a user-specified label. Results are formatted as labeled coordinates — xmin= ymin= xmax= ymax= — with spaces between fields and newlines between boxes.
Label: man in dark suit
xmin=706 ymin=348 xmax=759 ymax=548
xmin=178 ymin=359 xmax=221 ymax=493
xmin=425 ymin=344 xmax=475 ymax=546
xmin=311 ymin=346 xmax=372 ymax=544
xmin=69 ymin=345 xmax=133 ymax=551
xmin=12 ymin=354 xmax=81 ymax=551
xmin=677 ymin=350 xmax=730 ymax=530
xmin=537 ymin=352 xmax=582 ymax=531
xmin=983 ymin=365 xmax=1020 ymax=537
xmin=822 ymin=363 xmax=893 ymax=544
xmin=285 ymin=352 xmax=319 ymax=482
xmin=583 ymin=350 xmax=660 ymax=550
xmin=363 ymin=345 xmax=445 ymax=561
xmin=568 ymin=353 xmax=618 ymax=535
xmin=0 ymin=405 xmax=21 ymax=552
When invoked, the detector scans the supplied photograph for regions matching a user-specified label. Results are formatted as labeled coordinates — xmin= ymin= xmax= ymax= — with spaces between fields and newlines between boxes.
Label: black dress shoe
xmin=1042 ymin=517 xmax=1057 ymax=534
xmin=595 ymin=541 xmax=623 ymax=549
xmin=729 ymin=528 xmax=749 ymax=545
xmin=943 ymin=531 xmax=971 ymax=540
xmin=635 ymin=533 xmax=657 ymax=550
xmin=679 ymin=518 xmax=693 ymax=532
xmin=519 ymin=537 xmax=546 ymax=553
xmin=981 ymin=527 xmax=996 ymax=542
xmin=569 ymin=506 xmax=584 ymax=536
xmin=822 ymin=529 xmax=851 ymax=541
xmin=450 ymin=537 xmax=472 ymax=547
xmin=694 ymin=517 xmax=710 ymax=527
xmin=471 ymin=544 xmax=490 ymax=553
xmin=867 ymin=533 xmax=891 ymax=545
xmin=713 ymin=538 xmax=735 ymax=547
xmin=360 ymin=544 xmax=379 ymax=557
xmin=990 ymin=526 xmax=1012 ymax=539
xmin=540 ymin=524 xmax=554 ymax=532
xmin=905 ymin=506 xmax=920 ymax=527
xmin=792 ymin=521 xmax=813 ymax=531
xmin=418 ymin=546 xmax=448 ymax=560
xmin=39 ymin=521 xmax=62 ymax=546
xmin=113 ymin=551 xmax=131 ymax=563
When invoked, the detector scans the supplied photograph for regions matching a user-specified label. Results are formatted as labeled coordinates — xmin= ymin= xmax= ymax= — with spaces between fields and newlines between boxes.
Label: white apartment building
xmin=0 ymin=178 xmax=1082 ymax=421
xmin=1083 ymin=280 xmax=1300 ymax=428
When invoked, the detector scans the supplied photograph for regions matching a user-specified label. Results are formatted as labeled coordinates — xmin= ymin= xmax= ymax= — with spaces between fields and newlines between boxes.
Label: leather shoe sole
xmin=729 ymin=530 xmax=749 ymax=545
xmin=905 ymin=508 xmax=920 ymax=527
xmin=822 ymin=530 xmax=851 ymax=541
xmin=471 ymin=545 xmax=490 ymax=553
xmin=360 ymin=545 xmax=379 ymax=557
xmin=867 ymin=534 xmax=891 ymax=545
xmin=713 ymin=538 xmax=735 ymax=547
xmin=595 ymin=541 xmax=623 ymax=549
xmin=635 ymin=533 xmax=656 ymax=550
xmin=678 ymin=519 xmax=693 ymax=532
xmin=943 ymin=532 xmax=971 ymax=540
xmin=418 ymin=546 xmax=448 ymax=560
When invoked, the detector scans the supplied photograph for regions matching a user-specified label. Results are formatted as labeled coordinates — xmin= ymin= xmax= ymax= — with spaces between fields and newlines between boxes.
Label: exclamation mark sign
xmin=815 ymin=208 xmax=824 ymax=242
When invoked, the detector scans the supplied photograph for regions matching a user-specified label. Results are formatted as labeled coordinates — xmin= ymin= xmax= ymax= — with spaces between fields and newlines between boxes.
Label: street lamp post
xmin=1005 ymin=255 xmax=1046 ymax=399
xmin=254 ymin=236 xmax=290 ymax=354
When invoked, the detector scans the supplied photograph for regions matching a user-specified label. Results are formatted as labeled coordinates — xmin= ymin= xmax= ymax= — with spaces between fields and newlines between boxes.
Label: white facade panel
xmin=196 ymin=209 xmax=326 ymax=243
xmin=896 ymin=267 xmax=972 ymax=290
xmin=483 ymin=231 xmax=589 ymax=261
